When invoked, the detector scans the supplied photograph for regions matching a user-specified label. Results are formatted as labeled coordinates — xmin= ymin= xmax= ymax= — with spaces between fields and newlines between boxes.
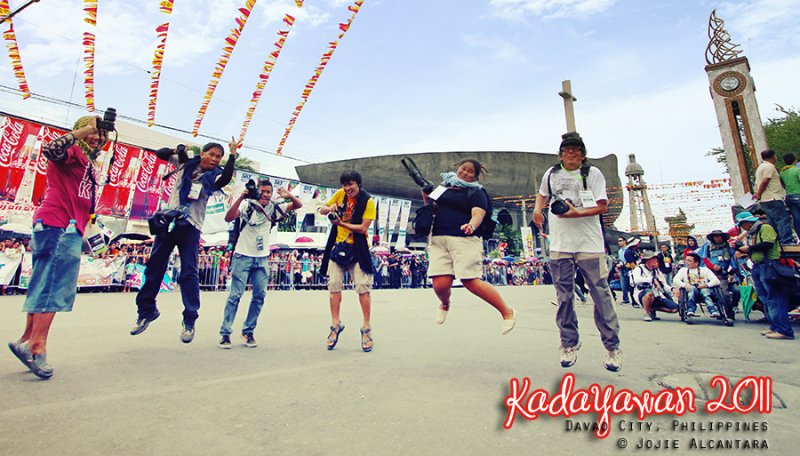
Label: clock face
xmin=720 ymin=76 xmax=739 ymax=91
xmin=712 ymin=71 xmax=746 ymax=96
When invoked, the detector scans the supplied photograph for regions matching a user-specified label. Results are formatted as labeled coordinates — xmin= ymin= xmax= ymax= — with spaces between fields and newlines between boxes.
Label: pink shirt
xmin=34 ymin=144 xmax=96 ymax=235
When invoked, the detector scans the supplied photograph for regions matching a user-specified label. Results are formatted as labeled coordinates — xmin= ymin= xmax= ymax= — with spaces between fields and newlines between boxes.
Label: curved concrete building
xmin=296 ymin=151 xmax=623 ymax=233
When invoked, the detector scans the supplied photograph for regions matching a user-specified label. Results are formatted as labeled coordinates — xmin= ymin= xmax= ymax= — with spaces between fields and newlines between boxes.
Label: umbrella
xmin=110 ymin=232 xmax=152 ymax=245
xmin=295 ymin=236 xmax=314 ymax=243
xmin=502 ymin=256 xmax=515 ymax=262
xmin=0 ymin=222 xmax=33 ymax=236
xmin=270 ymin=243 xmax=290 ymax=250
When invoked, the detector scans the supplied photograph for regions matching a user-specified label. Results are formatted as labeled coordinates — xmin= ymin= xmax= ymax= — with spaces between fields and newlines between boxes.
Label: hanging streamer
xmin=238 ymin=13 xmax=298 ymax=143
xmin=159 ymin=0 xmax=175 ymax=14
xmin=147 ymin=22 xmax=171 ymax=126
xmin=83 ymin=0 xmax=97 ymax=111
xmin=83 ymin=0 xmax=98 ymax=25
xmin=192 ymin=0 xmax=257 ymax=137
xmin=275 ymin=0 xmax=363 ymax=155
xmin=83 ymin=32 xmax=96 ymax=111
xmin=1 ymin=1 xmax=31 ymax=99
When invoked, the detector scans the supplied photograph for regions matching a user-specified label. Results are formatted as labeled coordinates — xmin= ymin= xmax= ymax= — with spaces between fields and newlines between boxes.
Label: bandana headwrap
xmin=72 ymin=116 xmax=97 ymax=157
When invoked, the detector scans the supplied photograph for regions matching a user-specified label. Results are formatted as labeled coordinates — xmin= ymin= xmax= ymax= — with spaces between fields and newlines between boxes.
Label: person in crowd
xmin=425 ymin=158 xmax=517 ymax=334
xmin=623 ymin=238 xmax=642 ymax=307
xmin=631 ymin=251 xmax=679 ymax=322
xmin=656 ymin=243 xmax=675 ymax=286
xmin=318 ymin=171 xmax=377 ymax=352
xmin=616 ymin=237 xmax=631 ymax=304
xmin=218 ymin=179 xmax=302 ymax=349
xmin=682 ymin=236 xmax=700 ymax=259
xmin=8 ymin=115 xmax=107 ymax=379
xmin=672 ymin=253 xmax=721 ymax=318
xmin=754 ymin=149 xmax=796 ymax=245
xmin=733 ymin=212 xmax=794 ymax=339
xmin=533 ymin=132 xmax=621 ymax=371
xmin=780 ymin=152 xmax=800 ymax=241
xmin=131 ymin=139 xmax=238 ymax=343
xmin=699 ymin=230 xmax=736 ymax=309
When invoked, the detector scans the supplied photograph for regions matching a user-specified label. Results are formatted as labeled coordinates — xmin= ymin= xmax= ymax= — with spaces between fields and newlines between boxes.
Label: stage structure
xmin=704 ymin=9 xmax=768 ymax=200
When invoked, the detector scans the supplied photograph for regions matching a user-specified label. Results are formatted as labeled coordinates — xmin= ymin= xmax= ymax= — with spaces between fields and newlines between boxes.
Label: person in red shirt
xmin=8 ymin=115 xmax=107 ymax=379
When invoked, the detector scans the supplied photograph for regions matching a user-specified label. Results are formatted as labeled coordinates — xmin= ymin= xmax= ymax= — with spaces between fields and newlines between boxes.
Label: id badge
xmin=83 ymin=221 xmax=108 ymax=257
xmin=428 ymin=185 xmax=447 ymax=201
xmin=579 ymin=190 xmax=597 ymax=208
xmin=188 ymin=182 xmax=202 ymax=200
xmin=256 ymin=235 xmax=264 ymax=252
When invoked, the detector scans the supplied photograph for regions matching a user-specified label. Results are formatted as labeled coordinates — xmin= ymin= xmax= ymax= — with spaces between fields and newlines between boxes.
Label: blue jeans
xmin=751 ymin=261 xmax=794 ymax=337
xmin=220 ymin=254 xmax=268 ymax=336
xmin=786 ymin=194 xmax=800 ymax=241
xmin=23 ymin=226 xmax=83 ymax=313
xmin=136 ymin=222 xmax=201 ymax=326
xmin=620 ymin=268 xmax=631 ymax=302
xmin=760 ymin=199 xmax=796 ymax=244
xmin=687 ymin=286 xmax=717 ymax=314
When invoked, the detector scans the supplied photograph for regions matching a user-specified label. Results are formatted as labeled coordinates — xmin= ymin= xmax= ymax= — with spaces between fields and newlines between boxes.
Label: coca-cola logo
xmin=0 ymin=120 xmax=24 ymax=167
xmin=107 ymin=144 xmax=130 ymax=185
xmin=162 ymin=164 xmax=178 ymax=196
xmin=136 ymin=151 xmax=157 ymax=192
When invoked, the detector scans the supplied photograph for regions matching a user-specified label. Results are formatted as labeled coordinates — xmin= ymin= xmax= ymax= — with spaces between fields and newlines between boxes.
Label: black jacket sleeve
xmin=215 ymin=155 xmax=236 ymax=189
xmin=154 ymin=147 xmax=174 ymax=161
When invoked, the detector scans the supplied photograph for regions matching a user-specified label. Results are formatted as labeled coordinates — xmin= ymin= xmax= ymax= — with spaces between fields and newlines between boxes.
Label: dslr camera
xmin=401 ymin=157 xmax=435 ymax=195
xmin=549 ymin=196 xmax=573 ymax=215
xmin=97 ymin=107 xmax=116 ymax=132
xmin=245 ymin=179 xmax=260 ymax=200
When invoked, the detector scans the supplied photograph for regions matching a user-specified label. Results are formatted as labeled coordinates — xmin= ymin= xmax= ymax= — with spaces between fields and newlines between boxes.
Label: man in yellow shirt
xmin=318 ymin=171 xmax=377 ymax=352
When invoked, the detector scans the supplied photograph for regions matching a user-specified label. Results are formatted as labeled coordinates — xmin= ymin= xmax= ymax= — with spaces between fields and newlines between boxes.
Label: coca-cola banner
xmin=0 ymin=116 xmax=69 ymax=209
xmin=129 ymin=150 xmax=172 ymax=220
xmin=95 ymin=142 xmax=143 ymax=217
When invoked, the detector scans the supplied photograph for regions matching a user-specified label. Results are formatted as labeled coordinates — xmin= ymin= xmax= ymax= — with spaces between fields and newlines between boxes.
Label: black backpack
xmin=467 ymin=187 xmax=497 ymax=241
xmin=227 ymin=201 xmax=286 ymax=251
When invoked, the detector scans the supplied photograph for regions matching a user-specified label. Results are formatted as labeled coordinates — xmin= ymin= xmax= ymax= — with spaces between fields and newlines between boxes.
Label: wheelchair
xmin=677 ymin=285 xmax=735 ymax=326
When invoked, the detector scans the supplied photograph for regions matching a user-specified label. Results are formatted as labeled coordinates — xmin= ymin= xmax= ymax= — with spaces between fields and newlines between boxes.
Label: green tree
xmin=495 ymin=223 xmax=522 ymax=257
xmin=278 ymin=211 xmax=296 ymax=232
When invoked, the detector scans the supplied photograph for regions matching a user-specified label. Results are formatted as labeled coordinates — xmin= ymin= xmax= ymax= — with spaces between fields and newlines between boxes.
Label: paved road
xmin=1 ymin=286 xmax=798 ymax=455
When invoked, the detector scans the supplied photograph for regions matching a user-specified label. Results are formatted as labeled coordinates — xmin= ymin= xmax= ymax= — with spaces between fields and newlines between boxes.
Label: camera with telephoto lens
xmin=245 ymin=179 xmax=259 ymax=200
xmin=97 ymin=107 xmax=116 ymax=132
xmin=549 ymin=196 xmax=573 ymax=215
xmin=401 ymin=157 xmax=435 ymax=195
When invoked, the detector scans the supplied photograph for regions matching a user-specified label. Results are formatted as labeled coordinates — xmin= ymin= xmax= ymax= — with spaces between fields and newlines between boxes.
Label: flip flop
xmin=360 ymin=327 xmax=373 ymax=353
xmin=327 ymin=322 xmax=345 ymax=351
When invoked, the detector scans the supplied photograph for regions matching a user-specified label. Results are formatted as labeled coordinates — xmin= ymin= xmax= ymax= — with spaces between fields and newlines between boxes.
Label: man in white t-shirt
xmin=533 ymin=132 xmax=621 ymax=372
xmin=218 ymin=179 xmax=302 ymax=349
xmin=754 ymin=149 xmax=795 ymax=245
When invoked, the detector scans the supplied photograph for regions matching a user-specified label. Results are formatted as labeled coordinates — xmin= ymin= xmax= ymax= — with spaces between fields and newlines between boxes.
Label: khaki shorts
xmin=427 ymin=235 xmax=484 ymax=279
xmin=327 ymin=260 xmax=373 ymax=294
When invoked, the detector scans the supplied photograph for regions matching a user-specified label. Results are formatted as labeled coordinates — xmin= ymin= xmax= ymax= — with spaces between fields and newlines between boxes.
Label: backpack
xmin=227 ymin=201 xmax=286 ymax=252
xmin=466 ymin=187 xmax=497 ymax=241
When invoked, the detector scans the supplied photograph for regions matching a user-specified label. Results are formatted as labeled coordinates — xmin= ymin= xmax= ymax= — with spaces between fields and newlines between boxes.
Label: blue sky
xmin=2 ymin=0 xmax=799 ymax=185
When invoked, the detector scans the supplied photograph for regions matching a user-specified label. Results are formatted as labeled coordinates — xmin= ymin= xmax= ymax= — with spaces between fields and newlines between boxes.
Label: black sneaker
xmin=180 ymin=323 xmax=195 ymax=344
xmin=218 ymin=335 xmax=231 ymax=349
xmin=130 ymin=311 xmax=160 ymax=336
xmin=242 ymin=333 xmax=257 ymax=348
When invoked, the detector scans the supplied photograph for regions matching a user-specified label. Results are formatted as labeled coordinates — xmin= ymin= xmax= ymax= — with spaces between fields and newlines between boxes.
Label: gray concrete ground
xmin=1 ymin=286 xmax=798 ymax=456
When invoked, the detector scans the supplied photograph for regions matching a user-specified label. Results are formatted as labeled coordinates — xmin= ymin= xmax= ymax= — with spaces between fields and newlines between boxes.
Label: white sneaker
xmin=559 ymin=341 xmax=581 ymax=368
xmin=686 ymin=311 xmax=696 ymax=317
xmin=436 ymin=304 xmax=449 ymax=325
xmin=501 ymin=308 xmax=517 ymax=335
xmin=604 ymin=348 xmax=622 ymax=372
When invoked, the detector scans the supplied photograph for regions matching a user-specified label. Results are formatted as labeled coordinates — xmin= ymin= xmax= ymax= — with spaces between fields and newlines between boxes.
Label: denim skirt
xmin=22 ymin=226 xmax=83 ymax=313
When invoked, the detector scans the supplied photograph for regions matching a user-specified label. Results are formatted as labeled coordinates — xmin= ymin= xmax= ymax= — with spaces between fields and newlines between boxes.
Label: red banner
xmin=0 ymin=116 xmax=70 ymax=207
xmin=95 ymin=143 xmax=143 ymax=217
xmin=129 ymin=150 xmax=171 ymax=220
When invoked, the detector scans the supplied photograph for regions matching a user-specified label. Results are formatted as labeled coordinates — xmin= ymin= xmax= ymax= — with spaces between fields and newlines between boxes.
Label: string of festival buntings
xmin=275 ymin=0 xmax=364 ymax=156
xmin=148 ymin=1 xmax=174 ymax=126
xmin=1 ymin=0 xmax=31 ymax=99
xmin=83 ymin=0 xmax=97 ymax=111
xmin=238 ymin=11 xmax=299 ymax=143
xmin=192 ymin=0 xmax=257 ymax=136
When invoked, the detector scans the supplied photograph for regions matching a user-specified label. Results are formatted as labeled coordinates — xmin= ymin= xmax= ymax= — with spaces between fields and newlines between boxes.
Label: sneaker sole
xmin=218 ymin=344 xmax=232 ymax=349
xmin=130 ymin=312 xmax=160 ymax=336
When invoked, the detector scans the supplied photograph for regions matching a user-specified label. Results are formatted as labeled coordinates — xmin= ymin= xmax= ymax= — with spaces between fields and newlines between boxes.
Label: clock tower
xmin=704 ymin=10 xmax=768 ymax=201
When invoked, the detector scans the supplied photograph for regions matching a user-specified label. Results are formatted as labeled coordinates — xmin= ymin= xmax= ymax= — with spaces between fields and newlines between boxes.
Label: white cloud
xmin=488 ymin=0 xmax=618 ymax=21
xmin=460 ymin=33 xmax=529 ymax=64
xmin=258 ymin=0 xmax=331 ymax=28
